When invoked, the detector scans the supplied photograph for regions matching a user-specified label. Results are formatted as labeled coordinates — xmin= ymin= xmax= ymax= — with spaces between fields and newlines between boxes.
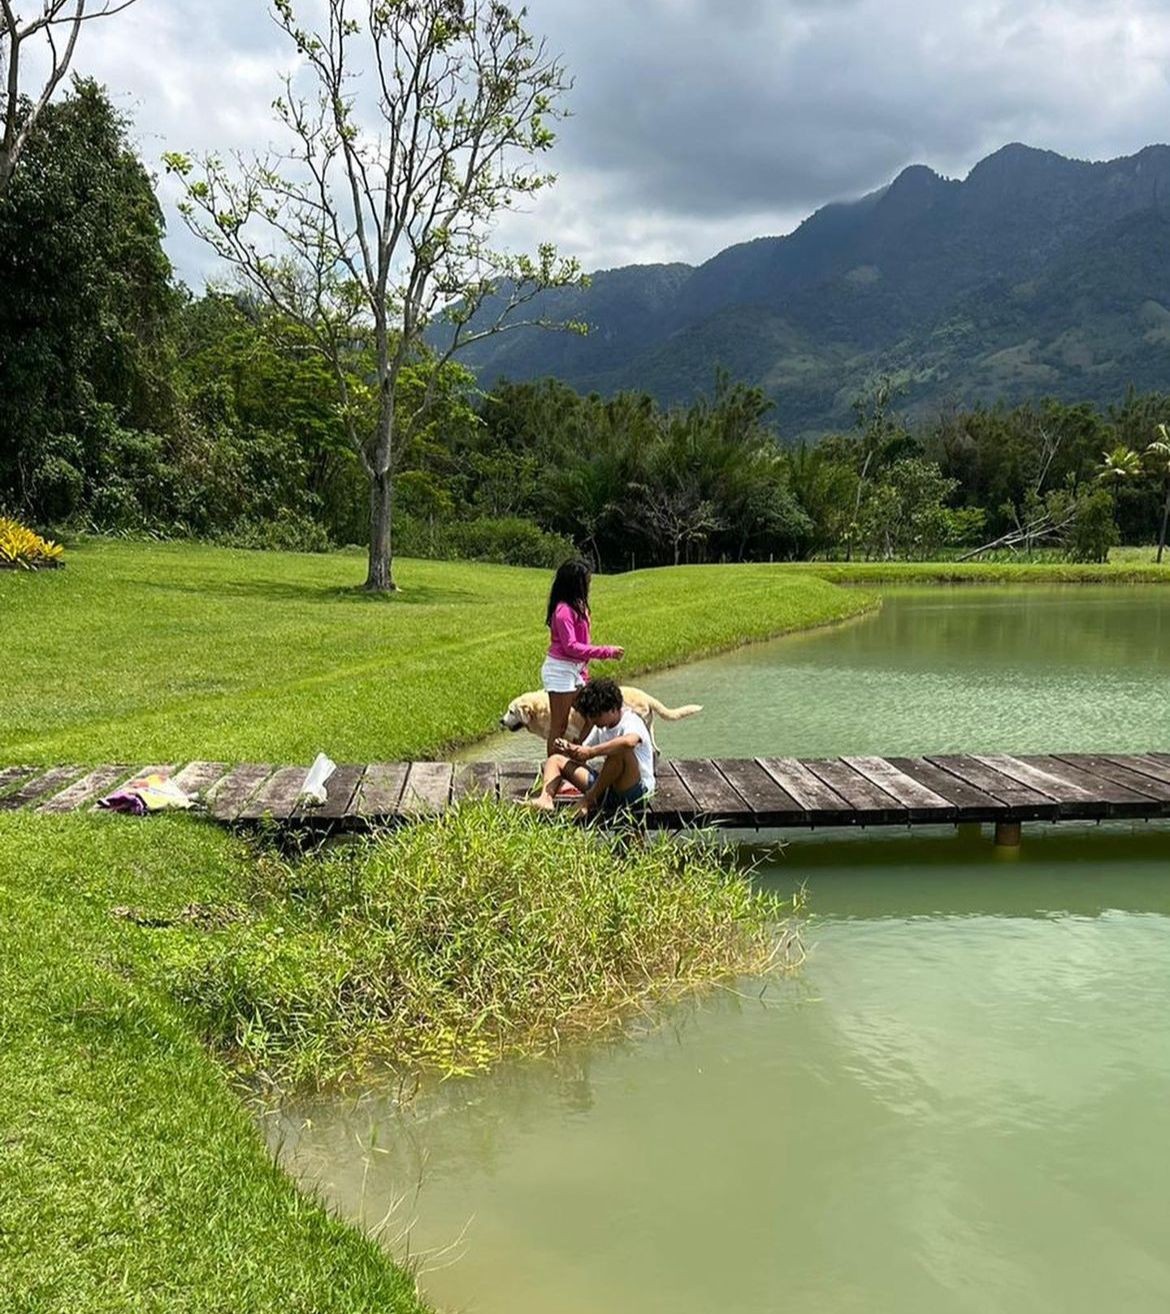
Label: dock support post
xmin=993 ymin=820 xmax=1022 ymax=853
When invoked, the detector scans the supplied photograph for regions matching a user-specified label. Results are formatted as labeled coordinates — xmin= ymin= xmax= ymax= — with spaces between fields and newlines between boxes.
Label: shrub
xmin=395 ymin=513 xmax=575 ymax=568
xmin=1065 ymin=489 xmax=1120 ymax=563
xmin=218 ymin=510 xmax=333 ymax=553
xmin=87 ymin=475 xmax=145 ymax=531
xmin=29 ymin=453 xmax=84 ymax=521
xmin=157 ymin=802 xmax=796 ymax=1085
xmin=444 ymin=515 xmax=575 ymax=567
xmin=0 ymin=516 xmax=64 ymax=569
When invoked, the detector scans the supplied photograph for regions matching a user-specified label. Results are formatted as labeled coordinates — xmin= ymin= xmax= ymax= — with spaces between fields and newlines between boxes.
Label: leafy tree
xmin=1098 ymin=443 xmax=1142 ymax=487
xmin=0 ymin=78 xmax=176 ymax=521
xmin=1144 ymin=425 xmax=1170 ymax=563
xmin=1065 ymin=488 xmax=1119 ymax=562
xmin=1 ymin=0 xmax=140 ymax=194
xmin=167 ymin=0 xmax=582 ymax=592
xmin=856 ymin=458 xmax=959 ymax=560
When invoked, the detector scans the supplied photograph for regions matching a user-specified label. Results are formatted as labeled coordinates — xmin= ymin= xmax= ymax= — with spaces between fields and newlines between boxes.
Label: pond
xmin=263 ymin=586 xmax=1170 ymax=1313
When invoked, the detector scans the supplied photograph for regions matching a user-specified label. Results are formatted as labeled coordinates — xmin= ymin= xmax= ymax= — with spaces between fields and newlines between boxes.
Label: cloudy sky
xmin=39 ymin=0 xmax=1170 ymax=285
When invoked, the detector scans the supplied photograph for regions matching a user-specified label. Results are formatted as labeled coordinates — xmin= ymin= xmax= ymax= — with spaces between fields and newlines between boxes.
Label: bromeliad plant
xmin=0 ymin=517 xmax=64 ymax=569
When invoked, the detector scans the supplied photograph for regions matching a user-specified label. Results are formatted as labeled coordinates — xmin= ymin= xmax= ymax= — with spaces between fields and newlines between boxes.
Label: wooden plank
xmin=757 ymin=758 xmax=854 ymax=822
xmin=715 ymin=759 xmax=804 ymax=825
xmin=674 ymin=759 xmax=751 ymax=821
xmin=498 ymin=762 xmax=540 ymax=805
xmin=297 ymin=763 xmax=366 ymax=821
xmin=171 ymin=761 xmax=230 ymax=799
xmin=843 ymin=756 xmax=956 ymax=820
xmin=1053 ymin=755 xmax=1170 ymax=809
xmin=399 ymin=762 xmax=454 ymax=815
xmin=351 ymin=763 xmax=409 ymax=818
xmin=927 ymin=756 xmax=1059 ymax=819
xmin=0 ymin=766 xmax=37 ymax=794
xmin=885 ymin=757 xmax=1006 ymax=818
xmin=38 ymin=764 xmax=131 ymax=814
xmin=802 ymin=759 xmax=906 ymax=824
xmin=1110 ymin=754 xmax=1170 ymax=787
xmin=206 ymin=764 xmax=275 ymax=821
xmin=647 ymin=760 xmax=698 ymax=824
xmin=452 ymin=761 xmax=499 ymax=803
xmin=0 ymin=765 xmax=85 ymax=812
xmin=237 ymin=765 xmax=309 ymax=821
xmin=1016 ymin=755 xmax=1152 ymax=817
xmin=972 ymin=754 xmax=1097 ymax=806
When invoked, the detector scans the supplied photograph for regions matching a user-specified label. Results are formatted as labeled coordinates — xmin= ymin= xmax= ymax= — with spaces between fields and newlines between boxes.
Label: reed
xmin=159 ymin=802 xmax=798 ymax=1086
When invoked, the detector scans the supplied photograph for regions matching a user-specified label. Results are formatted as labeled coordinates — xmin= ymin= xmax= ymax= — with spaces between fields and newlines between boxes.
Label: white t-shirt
xmin=583 ymin=709 xmax=655 ymax=792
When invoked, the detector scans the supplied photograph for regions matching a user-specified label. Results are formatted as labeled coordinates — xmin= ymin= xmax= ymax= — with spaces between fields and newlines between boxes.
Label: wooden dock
xmin=4 ymin=754 xmax=1170 ymax=840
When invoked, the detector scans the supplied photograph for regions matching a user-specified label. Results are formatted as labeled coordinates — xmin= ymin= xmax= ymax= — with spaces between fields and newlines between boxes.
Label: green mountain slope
xmin=447 ymin=144 xmax=1170 ymax=435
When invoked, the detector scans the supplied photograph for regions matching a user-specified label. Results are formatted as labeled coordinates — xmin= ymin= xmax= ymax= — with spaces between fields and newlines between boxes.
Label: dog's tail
xmin=643 ymin=696 xmax=703 ymax=721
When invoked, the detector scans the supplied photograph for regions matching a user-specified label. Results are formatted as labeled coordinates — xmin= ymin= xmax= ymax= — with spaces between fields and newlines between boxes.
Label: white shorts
xmin=541 ymin=656 xmax=587 ymax=694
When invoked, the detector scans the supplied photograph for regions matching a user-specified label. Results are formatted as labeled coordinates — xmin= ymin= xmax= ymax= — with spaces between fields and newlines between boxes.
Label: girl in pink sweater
xmin=541 ymin=558 xmax=624 ymax=756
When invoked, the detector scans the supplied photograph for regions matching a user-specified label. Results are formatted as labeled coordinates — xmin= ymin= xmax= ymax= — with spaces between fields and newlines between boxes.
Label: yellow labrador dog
xmin=500 ymin=686 xmax=702 ymax=752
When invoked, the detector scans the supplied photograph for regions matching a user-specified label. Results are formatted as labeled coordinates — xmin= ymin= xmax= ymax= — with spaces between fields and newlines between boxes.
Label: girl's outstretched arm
xmin=550 ymin=604 xmax=623 ymax=661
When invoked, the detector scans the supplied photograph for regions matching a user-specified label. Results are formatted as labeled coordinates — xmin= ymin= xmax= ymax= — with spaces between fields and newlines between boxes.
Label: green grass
xmin=0 ymin=812 xmax=430 ymax=1313
xmin=158 ymin=802 xmax=791 ymax=1086
xmin=1 ymin=539 xmax=876 ymax=765
xmin=800 ymin=545 xmax=1170 ymax=585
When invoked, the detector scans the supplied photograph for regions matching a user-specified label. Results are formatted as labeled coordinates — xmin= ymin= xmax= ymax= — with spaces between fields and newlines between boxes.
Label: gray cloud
xmin=50 ymin=0 xmax=1170 ymax=280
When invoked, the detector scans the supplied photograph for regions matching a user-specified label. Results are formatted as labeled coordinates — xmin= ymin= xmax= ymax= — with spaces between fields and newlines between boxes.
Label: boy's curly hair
xmin=574 ymin=678 xmax=622 ymax=720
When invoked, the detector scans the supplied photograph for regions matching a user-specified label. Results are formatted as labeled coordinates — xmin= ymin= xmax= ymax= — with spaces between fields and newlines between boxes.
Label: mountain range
xmin=449 ymin=143 xmax=1170 ymax=437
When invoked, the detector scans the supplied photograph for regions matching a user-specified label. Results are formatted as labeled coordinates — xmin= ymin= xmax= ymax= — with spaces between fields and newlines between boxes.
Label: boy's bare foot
xmin=570 ymin=801 xmax=592 ymax=823
xmin=523 ymin=795 xmax=556 ymax=812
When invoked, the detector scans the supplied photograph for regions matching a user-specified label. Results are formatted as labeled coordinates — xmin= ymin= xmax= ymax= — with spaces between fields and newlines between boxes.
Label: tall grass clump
xmin=158 ymin=802 xmax=795 ymax=1086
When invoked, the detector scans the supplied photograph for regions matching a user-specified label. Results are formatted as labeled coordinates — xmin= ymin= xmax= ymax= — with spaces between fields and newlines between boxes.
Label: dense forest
xmin=3 ymin=83 xmax=1170 ymax=571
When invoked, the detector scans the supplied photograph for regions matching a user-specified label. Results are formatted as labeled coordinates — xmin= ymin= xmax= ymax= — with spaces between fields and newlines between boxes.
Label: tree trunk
xmin=1158 ymin=480 xmax=1170 ymax=564
xmin=365 ymin=469 xmax=397 ymax=592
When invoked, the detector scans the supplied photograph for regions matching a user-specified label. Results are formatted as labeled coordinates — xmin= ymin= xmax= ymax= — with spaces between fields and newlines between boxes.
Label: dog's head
xmin=500 ymin=696 xmax=530 ymax=732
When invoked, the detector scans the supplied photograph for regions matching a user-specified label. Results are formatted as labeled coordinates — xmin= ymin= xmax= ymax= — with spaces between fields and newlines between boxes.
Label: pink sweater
xmin=548 ymin=602 xmax=621 ymax=666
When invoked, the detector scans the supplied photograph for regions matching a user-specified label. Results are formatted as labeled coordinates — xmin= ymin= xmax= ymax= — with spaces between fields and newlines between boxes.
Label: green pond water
xmin=266 ymin=587 xmax=1170 ymax=1313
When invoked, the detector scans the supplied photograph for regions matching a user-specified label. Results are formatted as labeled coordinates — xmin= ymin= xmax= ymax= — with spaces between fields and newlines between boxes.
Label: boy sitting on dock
xmin=527 ymin=678 xmax=655 ymax=818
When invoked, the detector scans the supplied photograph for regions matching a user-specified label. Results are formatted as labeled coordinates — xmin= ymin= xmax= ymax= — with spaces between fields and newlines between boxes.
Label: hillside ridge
xmin=447 ymin=143 xmax=1170 ymax=435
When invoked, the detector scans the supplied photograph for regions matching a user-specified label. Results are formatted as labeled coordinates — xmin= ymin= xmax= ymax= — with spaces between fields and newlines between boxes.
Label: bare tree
xmin=632 ymin=478 xmax=724 ymax=567
xmin=166 ymin=0 xmax=584 ymax=592
xmin=1 ymin=0 xmax=139 ymax=195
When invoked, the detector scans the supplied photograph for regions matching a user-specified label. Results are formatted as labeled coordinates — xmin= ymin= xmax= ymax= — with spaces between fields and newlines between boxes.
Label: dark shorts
xmin=585 ymin=771 xmax=652 ymax=812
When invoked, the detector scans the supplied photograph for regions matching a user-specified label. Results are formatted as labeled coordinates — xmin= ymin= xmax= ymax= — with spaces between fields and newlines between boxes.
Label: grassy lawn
xmin=2 ymin=540 xmax=835 ymax=1312
xmin=1 ymin=539 xmax=876 ymax=765
xmin=0 ymin=812 xmax=430 ymax=1314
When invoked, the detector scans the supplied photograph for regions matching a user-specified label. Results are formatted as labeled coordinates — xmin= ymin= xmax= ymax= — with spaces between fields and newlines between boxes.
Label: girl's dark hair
xmin=545 ymin=558 xmax=592 ymax=627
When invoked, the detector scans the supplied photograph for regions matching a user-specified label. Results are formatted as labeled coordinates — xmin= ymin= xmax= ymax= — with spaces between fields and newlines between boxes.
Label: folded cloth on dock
xmin=99 ymin=773 xmax=194 ymax=815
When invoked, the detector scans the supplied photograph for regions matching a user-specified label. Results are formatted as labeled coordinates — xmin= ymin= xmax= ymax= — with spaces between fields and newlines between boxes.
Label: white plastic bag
xmin=299 ymin=752 xmax=337 ymax=806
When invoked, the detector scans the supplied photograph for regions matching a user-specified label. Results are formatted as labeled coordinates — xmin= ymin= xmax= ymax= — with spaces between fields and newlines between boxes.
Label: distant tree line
xmin=4 ymin=82 xmax=1170 ymax=570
